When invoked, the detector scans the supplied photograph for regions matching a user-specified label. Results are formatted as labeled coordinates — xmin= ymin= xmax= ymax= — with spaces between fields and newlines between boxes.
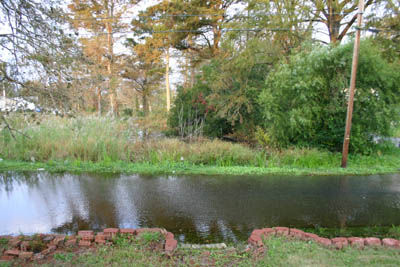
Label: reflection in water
xmin=1 ymin=172 xmax=400 ymax=243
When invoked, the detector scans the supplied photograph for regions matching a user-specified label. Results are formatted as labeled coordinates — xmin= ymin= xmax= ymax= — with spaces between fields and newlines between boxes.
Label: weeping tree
xmin=259 ymin=40 xmax=400 ymax=153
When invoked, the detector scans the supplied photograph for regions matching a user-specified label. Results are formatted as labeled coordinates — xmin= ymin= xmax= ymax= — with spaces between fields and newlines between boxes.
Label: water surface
xmin=1 ymin=172 xmax=400 ymax=243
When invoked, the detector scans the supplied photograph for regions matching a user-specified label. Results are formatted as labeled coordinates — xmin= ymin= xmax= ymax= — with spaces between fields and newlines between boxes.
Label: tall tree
xmin=121 ymin=38 xmax=164 ymax=116
xmin=132 ymin=0 xmax=177 ymax=112
xmin=311 ymin=0 xmax=382 ymax=43
xmin=243 ymin=0 xmax=315 ymax=53
xmin=68 ymin=0 xmax=137 ymax=115
xmin=366 ymin=0 xmax=399 ymax=62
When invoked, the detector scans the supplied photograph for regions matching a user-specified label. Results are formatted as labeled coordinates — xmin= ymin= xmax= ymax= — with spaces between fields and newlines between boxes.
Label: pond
xmin=1 ymin=171 xmax=400 ymax=243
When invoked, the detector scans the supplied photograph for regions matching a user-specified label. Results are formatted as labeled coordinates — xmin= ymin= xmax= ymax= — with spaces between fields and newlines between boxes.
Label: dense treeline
xmin=1 ymin=0 xmax=399 ymax=154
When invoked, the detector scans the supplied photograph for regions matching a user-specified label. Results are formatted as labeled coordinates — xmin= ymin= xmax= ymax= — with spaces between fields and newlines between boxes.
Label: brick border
xmin=0 ymin=228 xmax=178 ymax=263
xmin=248 ymin=227 xmax=400 ymax=250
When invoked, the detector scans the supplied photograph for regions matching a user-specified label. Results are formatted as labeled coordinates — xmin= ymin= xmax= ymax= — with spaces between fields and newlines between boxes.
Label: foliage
xmin=138 ymin=232 xmax=163 ymax=244
xmin=23 ymin=235 xmax=400 ymax=267
xmin=0 ymin=238 xmax=8 ymax=250
xmin=259 ymin=40 xmax=400 ymax=153
xmin=53 ymin=253 xmax=74 ymax=262
xmin=0 ymin=115 xmax=260 ymax=166
xmin=206 ymin=39 xmax=278 ymax=139
xmin=168 ymin=84 xmax=232 ymax=138
xmin=367 ymin=0 xmax=400 ymax=63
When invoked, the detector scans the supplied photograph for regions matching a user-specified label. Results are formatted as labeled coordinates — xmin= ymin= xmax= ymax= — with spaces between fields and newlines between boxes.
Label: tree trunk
xmin=213 ymin=26 xmax=221 ymax=55
xmin=183 ymin=51 xmax=188 ymax=87
xmin=142 ymin=93 xmax=148 ymax=116
xmin=165 ymin=47 xmax=171 ymax=112
xmin=189 ymin=38 xmax=195 ymax=87
xmin=97 ymin=87 xmax=102 ymax=116
xmin=106 ymin=0 xmax=116 ymax=115
xmin=135 ymin=94 xmax=139 ymax=113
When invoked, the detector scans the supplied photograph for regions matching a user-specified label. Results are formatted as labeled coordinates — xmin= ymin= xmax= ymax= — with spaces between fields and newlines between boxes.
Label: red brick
xmin=165 ymin=232 xmax=174 ymax=240
xmin=165 ymin=239 xmax=177 ymax=252
xmin=365 ymin=237 xmax=381 ymax=246
xmin=120 ymin=228 xmax=135 ymax=236
xmin=262 ymin=228 xmax=275 ymax=237
xmin=0 ymin=255 xmax=14 ymax=261
xmin=78 ymin=230 xmax=93 ymax=235
xmin=4 ymin=249 xmax=20 ymax=256
xmin=104 ymin=228 xmax=119 ymax=238
xmin=8 ymin=238 xmax=21 ymax=248
xmin=42 ymin=245 xmax=57 ymax=255
xmin=52 ymin=235 xmax=66 ymax=246
xmin=289 ymin=229 xmax=305 ymax=240
xmin=316 ymin=237 xmax=332 ymax=247
xmin=248 ymin=233 xmax=263 ymax=247
xmin=304 ymin=232 xmax=320 ymax=241
xmin=95 ymin=232 xmax=107 ymax=240
xmin=78 ymin=230 xmax=94 ymax=241
xmin=79 ymin=240 xmax=91 ymax=247
xmin=65 ymin=239 xmax=77 ymax=247
xmin=19 ymin=251 xmax=33 ymax=260
xmin=382 ymin=238 xmax=400 ymax=248
xmin=331 ymin=237 xmax=348 ymax=249
xmin=348 ymin=237 xmax=364 ymax=248
xmin=274 ymin=227 xmax=289 ymax=236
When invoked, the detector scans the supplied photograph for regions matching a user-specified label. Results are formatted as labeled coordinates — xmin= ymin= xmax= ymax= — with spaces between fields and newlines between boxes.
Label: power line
xmin=65 ymin=10 xmax=364 ymax=22
xmin=1 ymin=26 xmax=398 ymax=39
xmin=56 ymin=27 xmax=400 ymax=37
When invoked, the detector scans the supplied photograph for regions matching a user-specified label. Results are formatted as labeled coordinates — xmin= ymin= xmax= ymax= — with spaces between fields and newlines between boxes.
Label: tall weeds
xmin=1 ymin=115 xmax=399 ymax=170
xmin=0 ymin=115 xmax=263 ymax=166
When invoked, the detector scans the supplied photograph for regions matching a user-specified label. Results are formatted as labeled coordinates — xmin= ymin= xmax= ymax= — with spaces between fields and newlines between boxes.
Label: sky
xmin=1 ymin=0 xmax=378 ymax=95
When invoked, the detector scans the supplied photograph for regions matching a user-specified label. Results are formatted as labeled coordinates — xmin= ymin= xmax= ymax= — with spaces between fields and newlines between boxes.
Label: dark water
xmin=1 ymin=172 xmax=400 ymax=243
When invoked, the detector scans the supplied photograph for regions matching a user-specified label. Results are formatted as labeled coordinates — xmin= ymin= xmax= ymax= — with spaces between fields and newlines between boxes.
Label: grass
xmin=304 ymin=225 xmax=400 ymax=240
xmin=0 ymin=237 xmax=8 ymax=250
xmin=0 ymin=114 xmax=399 ymax=176
xmin=393 ymin=125 xmax=400 ymax=138
xmin=24 ymin=236 xmax=400 ymax=267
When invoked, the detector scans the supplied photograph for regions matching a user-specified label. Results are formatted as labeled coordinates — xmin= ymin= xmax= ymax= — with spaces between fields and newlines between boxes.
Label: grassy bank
xmin=1 ymin=159 xmax=399 ymax=176
xmin=5 ymin=236 xmax=399 ymax=267
xmin=1 ymin=115 xmax=399 ymax=176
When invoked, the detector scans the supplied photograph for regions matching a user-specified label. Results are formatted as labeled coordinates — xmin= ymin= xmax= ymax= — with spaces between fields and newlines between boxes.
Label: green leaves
xmin=259 ymin=39 xmax=400 ymax=153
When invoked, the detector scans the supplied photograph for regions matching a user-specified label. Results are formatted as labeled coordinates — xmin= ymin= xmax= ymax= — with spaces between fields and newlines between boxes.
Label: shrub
xmin=259 ymin=39 xmax=400 ymax=153
xmin=167 ymin=84 xmax=231 ymax=138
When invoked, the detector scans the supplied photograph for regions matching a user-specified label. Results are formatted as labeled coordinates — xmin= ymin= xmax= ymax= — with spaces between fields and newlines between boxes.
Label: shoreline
xmin=1 ymin=227 xmax=399 ymax=265
xmin=0 ymin=160 xmax=399 ymax=176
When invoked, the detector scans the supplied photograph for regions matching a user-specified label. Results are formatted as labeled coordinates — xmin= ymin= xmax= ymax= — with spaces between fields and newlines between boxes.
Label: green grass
xmin=26 ymin=236 xmax=400 ymax=267
xmin=1 ymin=115 xmax=399 ymax=176
xmin=393 ymin=125 xmax=400 ymax=138
xmin=1 ymin=156 xmax=399 ymax=176
xmin=304 ymin=225 xmax=400 ymax=240
xmin=0 ymin=237 xmax=8 ymax=250
xmin=259 ymin=236 xmax=400 ymax=266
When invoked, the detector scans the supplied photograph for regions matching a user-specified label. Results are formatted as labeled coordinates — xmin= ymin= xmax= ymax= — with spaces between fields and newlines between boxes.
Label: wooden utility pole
xmin=165 ymin=47 xmax=171 ymax=112
xmin=341 ymin=0 xmax=365 ymax=168
xmin=106 ymin=0 xmax=115 ymax=116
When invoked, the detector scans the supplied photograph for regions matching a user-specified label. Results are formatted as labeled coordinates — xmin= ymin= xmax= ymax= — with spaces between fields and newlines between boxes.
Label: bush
xmin=167 ymin=84 xmax=232 ymax=138
xmin=259 ymin=39 xmax=400 ymax=153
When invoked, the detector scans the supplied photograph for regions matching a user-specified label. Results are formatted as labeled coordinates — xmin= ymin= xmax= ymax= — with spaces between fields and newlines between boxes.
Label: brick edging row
xmin=248 ymin=227 xmax=400 ymax=249
xmin=0 ymin=227 xmax=178 ymax=263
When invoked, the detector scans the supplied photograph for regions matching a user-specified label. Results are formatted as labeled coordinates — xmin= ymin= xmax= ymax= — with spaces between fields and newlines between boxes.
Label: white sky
xmin=0 ymin=0 xmax=378 ymax=94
